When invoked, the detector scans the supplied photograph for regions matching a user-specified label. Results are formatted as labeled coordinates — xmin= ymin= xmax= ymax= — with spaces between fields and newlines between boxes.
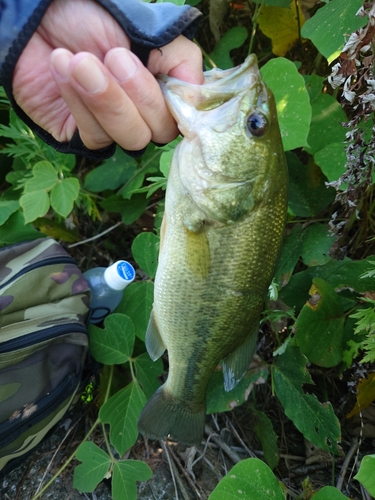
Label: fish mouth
xmin=158 ymin=54 xmax=261 ymax=112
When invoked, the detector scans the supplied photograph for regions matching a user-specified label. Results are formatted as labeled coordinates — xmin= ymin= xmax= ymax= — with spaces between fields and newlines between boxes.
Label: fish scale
xmin=138 ymin=55 xmax=288 ymax=445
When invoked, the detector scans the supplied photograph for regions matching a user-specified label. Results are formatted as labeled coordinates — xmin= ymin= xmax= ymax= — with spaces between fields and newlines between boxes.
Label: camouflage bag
xmin=0 ymin=238 xmax=91 ymax=476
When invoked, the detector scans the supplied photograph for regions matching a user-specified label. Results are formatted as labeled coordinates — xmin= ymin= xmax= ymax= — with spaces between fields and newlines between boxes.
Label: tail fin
xmin=138 ymin=386 xmax=205 ymax=446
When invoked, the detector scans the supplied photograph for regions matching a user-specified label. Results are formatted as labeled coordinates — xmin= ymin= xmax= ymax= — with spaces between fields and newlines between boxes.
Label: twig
xmin=33 ymin=421 xmax=77 ymax=496
xmin=205 ymin=425 xmax=242 ymax=464
xmin=167 ymin=445 xmax=207 ymax=500
xmin=336 ymin=439 xmax=359 ymax=491
xmin=159 ymin=440 xmax=179 ymax=500
xmin=226 ymin=419 xmax=257 ymax=458
xmin=68 ymin=221 xmax=123 ymax=248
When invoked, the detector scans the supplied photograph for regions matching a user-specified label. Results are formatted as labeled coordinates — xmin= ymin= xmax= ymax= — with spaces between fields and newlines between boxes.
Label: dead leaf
xmin=258 ymin=0 xmax=305 ymax=57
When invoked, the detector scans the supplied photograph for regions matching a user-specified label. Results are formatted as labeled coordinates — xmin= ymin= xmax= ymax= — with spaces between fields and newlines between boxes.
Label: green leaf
xmin=295 ymin=278 xmax=345 ymax=367
xmin=304 ymin=94 xmax=347 ymax=156
xmin=112 ymin=460 xmax=153 ymax=500
xmin=280 ymin=256 xmax=375 ymax=311
xmin=20 ymin=190 xmax=50 ymax=223
xmin=0 ymin=200 xmax=19 ymax=225
xmin=100 ymin=381 xmax=147 ymax=456
xmin=206 ymin=363 xmax=269 ymax=414
xmin=120 ymin=194 xmax=148 ymax=225
xmin=50 ymin=177 xmax=80 ymax=217
xmin=100 ymin=193 xmax=148 ymax=225
xmin=354 ymin=455 xmax=375 ymax=496
xmin=116 ymin=281 xmax=154 ymax=341
xmin=313 ymin=486 xmax=349 ymax=500
xmin=275 ymin=225 xmax=303 ymax=286
xmin=24 ymin=161 xmax=57 ymax=192
xmin=134 ymin=352 xmax=164 ymax=399
xmin=84 ymin=149 xmax=137 ymax=192
xmin=73 ymin=442 xmax=111 ymax=493
xmin=301 ymin=0 xmax=367 ymax=64
xmin=159 ymin=148 xmax=174 ymax=178
xmin=0 ymin=211 xmax=42 ymax=247
xmin=304 ymin=74 xmax=324 ymax=104
xmin=273 ymin=345 xmax=341 ymax=453
xmin=300 ymin=223 xmax=335 ymax=267
xmin=208 ymin=458 xmax=285 ymax=500
xmin=314 ymin=142 xmax=347 ymax=186
xmin=131 ymin=232 xmax=159 ymax=278
xmin=261 ymin=57 xmax=311 ymax=151
xmin=89 ymin=313 xmax=135 ymax=365
xmin=251 ymin=409 xmax=279 ymax=470
xmin=287 ymin=152 xmax=335 ymax=216
xmin=209 ymin=27 xmax=248 ymax=69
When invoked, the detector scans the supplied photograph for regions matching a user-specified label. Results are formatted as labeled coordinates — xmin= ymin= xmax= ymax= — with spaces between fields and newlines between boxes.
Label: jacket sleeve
xmin=0 ymin=0 xmax=202 ymax=160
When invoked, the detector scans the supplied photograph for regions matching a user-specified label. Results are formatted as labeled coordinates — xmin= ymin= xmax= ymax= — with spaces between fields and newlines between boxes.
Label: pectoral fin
xmin=145 ymin=310 xmax=166 ymax=361
xmin=222 ymin=328 xmax=258 ymax=392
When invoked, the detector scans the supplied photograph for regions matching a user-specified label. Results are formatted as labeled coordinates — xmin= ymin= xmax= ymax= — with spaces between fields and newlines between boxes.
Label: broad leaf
xmin=346 ymin=373 xmax=375 ymax=419
xmin=354 ymin=455 xmax=375 ymax=496
xmin=206 ymin=363 xmax=269 ymax=414
xmin=24 ymin=161 xmax=57 ymax=192
xmin=84 ymin=148 xmax=137 ymax=192
xmin=209 ymin=27 xmax=248 ymax=69
xmin=251 ymin=409 xmax=279 ymax=470
xmin=0 ymin=200 xmax=19 ymax=225
xmin=261 ymin=58 xmax=311 ymax=151
xmin=89 ymin=313 xmax=135 ymax=365
xmin=314 ymin=142 xmax=347 ymax=186
xmin=304 ymin=94 xmax=347 ymax=156
xmin=301 ymin=0 xmax=367 ymax=64
xmin=100 ymin=381 xmax=147 ymax=455
xmin=313 ymin=486 xmax=349 ymax=500
xmin=275 ymin=224 xmax=303 ymax=286
xmin=301 ymin=223 xmax=335 ymax=267
xmin=287 ymin=152 xmax=335 ymax=216
xmin=304 ymin=74 xmax=324 ymax=104
xmin=131 ymin=232 xmax=159 ymax=279
xmin=295 ymin=278 xmax=345 ymax=367
xmin=112 ymin=460 xmax=153 ymax=500
xmin=73 ymin=442 xmax=111 ymax=493
xmin=134 ymin=352 xmax=164 ymax=399
xmin=280 ymin=256 xmax=375 ymax=311
xmin=20 ymin=190 xmax=50 ymax=223
xmin=117 ymin=281 xmax=154 ymax=341
xmin=0 ymin=211 xmax=42 ymax=246
xmin=50 ymin=177 xmax=80 ymax=217
xmin=274 ymin=345 xmax=341 ymax=453
xmin=208 ymin=458 xmax=285 ymax=499
xmin=258 ymin=1 xmax=305 ymax=57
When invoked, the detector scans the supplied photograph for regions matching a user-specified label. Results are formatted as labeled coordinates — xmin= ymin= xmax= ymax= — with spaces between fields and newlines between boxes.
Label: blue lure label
xmin=117 ymin=261 xmax=136 ymax=282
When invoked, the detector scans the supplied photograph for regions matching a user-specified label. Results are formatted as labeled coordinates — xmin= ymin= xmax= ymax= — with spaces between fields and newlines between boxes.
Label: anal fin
xmin=145 ymin=310 xmax=166 ymax=361
xmin=222 ymin=328 xmax=258 ymax=392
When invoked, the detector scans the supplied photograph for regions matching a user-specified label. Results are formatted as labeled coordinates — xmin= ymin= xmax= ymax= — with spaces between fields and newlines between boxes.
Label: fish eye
xmin=246 ymin=112 xmax=268 ymax=137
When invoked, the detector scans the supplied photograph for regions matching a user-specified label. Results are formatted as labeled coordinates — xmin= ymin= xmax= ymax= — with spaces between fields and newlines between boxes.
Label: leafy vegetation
xmin=1 ymin=0 xmax=375 ymax=498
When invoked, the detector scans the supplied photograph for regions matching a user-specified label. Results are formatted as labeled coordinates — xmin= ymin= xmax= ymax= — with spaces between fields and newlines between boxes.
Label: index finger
xmin=147 ymin=35 xmax=204 ymax=84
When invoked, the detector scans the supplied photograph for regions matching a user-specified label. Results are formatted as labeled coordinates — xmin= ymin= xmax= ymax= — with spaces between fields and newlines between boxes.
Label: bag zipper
xmin=0 ymin=372 xmax=79 ymax=448
xmin=0 ymin=256 xmax=78 ymax=290
xmin=0 ymin=322 xmax=88 ymax=354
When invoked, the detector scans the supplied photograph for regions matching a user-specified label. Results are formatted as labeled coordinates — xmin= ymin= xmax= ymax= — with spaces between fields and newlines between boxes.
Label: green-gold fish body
xmin=138 ymin=55 xmax=288 ymax=446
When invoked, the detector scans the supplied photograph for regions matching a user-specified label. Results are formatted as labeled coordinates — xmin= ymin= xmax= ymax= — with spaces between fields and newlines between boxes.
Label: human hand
xmin=12 ymin=0 xmax=203 ymax=152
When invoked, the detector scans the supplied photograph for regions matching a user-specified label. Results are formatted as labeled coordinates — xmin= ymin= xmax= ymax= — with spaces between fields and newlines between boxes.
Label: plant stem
xmin=33 ymin=365 xmax=114 ymax=499
xmin=32 ymin=417 xmax=100 ymax=500
xmin=248 ymin=0 xmax=264 ymax=55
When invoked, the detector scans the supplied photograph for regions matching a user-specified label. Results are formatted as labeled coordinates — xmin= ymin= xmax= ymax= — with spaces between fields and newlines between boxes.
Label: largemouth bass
xmin=138 ymin=55 xmax=288 ymax=446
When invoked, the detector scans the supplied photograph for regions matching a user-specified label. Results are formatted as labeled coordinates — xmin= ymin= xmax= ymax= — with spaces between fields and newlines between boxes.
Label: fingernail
xmin=106 ymin=49 xmax=138 ymax=83
xmin=73 ymin=56 xmax=107 ymax=94
xmin=50 ymin=50 xmax=72 ymax=81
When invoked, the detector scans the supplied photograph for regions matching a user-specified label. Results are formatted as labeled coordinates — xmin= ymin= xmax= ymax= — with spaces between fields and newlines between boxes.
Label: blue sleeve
xmin=0 ymin=0 xmax=202 ymax=160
